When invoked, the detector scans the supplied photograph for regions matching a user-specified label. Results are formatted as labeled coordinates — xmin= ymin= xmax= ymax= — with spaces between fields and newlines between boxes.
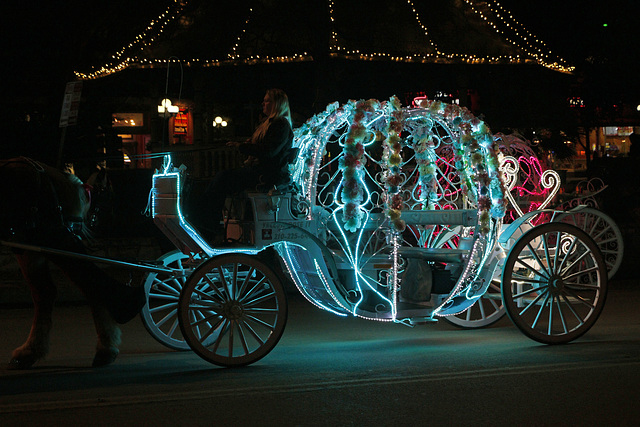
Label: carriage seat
xmin=256 ymin=146 xmax=300 ymax=193
xmin=221 ymin=146 xmax=300 ymax=241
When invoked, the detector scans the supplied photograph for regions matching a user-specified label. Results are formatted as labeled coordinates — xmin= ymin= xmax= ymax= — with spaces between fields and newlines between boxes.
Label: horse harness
xmin=0 ymin=157 xmax=85 ymax=240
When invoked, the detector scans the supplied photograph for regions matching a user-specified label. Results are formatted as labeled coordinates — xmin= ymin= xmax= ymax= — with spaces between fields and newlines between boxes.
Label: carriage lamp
xmin=158 ymin=98 xmax=179 ymax=116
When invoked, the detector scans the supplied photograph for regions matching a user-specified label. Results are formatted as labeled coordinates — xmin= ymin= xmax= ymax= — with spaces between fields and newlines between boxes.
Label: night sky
xmin=4 ymin=0 xmax=640 ymax=112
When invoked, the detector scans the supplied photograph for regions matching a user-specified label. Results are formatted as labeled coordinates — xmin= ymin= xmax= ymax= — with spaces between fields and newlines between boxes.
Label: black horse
xmin=0 ymin=157 xmax=145 ymax=369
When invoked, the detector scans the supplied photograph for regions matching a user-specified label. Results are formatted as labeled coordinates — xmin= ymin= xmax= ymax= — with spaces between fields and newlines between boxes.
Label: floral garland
xmin=413 ymin=127 xmax=438 ymax=209
xmin=418 ymin=99 xmax=507 ymax=235
xmin=382 ymin=96 xmax=406 ymax=233
xmin=339 ymin=100 xmax=374 ymax=232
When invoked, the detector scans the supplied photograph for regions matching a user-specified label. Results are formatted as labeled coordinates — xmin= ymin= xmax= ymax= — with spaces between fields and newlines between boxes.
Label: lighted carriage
xmin=144 ymin=97 xmax=615 ymax=367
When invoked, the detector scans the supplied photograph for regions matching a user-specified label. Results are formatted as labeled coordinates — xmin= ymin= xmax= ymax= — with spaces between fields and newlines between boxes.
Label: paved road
xmin=1 ymin=283 xmax=639 ymax=426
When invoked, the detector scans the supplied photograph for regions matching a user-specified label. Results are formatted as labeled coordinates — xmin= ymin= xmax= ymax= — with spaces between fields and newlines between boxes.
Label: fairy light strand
xmin=74 ymin=0 xmax=574 ymax=80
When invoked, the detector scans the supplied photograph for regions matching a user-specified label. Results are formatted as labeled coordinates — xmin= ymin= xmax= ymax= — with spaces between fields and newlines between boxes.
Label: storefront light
xmin=213 ymin=116 xmax=228 ymax=127
xmin=158 ymin=98 xmax=179 ymax=115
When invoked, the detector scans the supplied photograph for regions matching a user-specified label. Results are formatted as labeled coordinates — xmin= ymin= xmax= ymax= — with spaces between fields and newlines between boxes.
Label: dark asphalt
xmin=0 ymin=280 xmax=638 ymax=426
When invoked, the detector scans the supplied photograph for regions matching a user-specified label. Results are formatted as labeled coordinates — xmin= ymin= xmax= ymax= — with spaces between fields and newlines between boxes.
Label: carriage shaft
xmin=0 ymin=240 xmax=176 ymax=274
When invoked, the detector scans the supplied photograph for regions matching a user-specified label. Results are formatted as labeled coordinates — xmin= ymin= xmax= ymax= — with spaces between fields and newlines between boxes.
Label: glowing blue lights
xmin=151 ymin=97 xmax=511 ymax=326
xmin=152 ymin=155 xmax=263 ymax=258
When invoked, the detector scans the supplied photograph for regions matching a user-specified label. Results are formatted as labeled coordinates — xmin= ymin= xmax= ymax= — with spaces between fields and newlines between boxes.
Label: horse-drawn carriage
xmin=2 ymin=97 xmax=621 ymax=368
xmin=142 ymin=96 xmax=618 ymax=366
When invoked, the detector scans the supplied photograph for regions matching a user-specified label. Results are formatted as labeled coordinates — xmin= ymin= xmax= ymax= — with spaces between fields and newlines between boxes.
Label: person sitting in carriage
xmin=195 ymin=88 xmax=296 ymax=243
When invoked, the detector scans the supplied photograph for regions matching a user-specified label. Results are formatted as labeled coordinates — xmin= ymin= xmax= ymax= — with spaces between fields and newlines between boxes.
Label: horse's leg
xmin=89 ymin=304 xmax=121 ymax=368
xmin=48 ymin=255 xmax=140 ymax=367
xmin=8 ymin=252 xmax=56 ymax=369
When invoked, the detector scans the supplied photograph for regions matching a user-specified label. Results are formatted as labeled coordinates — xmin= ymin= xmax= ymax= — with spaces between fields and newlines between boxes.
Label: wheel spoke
xmin=514 ymin=257 xmax=548 ymax=279
xmin=512 ymin=284 xmax=546 ymax=300
xmin=548 ymin=294 xmax=555 ymax=335
xmin=165 ymin=317 xmax=180 ymax=338
xmin=149 ymin=293 xmax=180 ymax=302
xmin=149 ymin=301 xmax=179 ymax=313
xmin=511 ymin=274 xmax=549 ymax=285
xmin=245 ymin=314 xmax=276 ymax=331
xmin=216 ymin=267 xmax=234 ymax=299
xmin=531 ymin=292 xmax=551 ymax=329
xmin=243 ymin=289 xmax=276 ymax=307
xmin=560 ymin=247 xmax=592 ymax=277
xmin=587 ymin=215 xmax=602 ymax=238
xmin=231 ymin=263 xmax=239 ymax=300
xmin=563 ymin=286 xmax=596 ymax=310
xmin=526 ymin=241 xmax=551 ymax=279
xmin=241 ymin=319 xmax=266 ymax=346
xmin=239 ymin=276 xmax=269 ymax=303
xmin=153 ymin=308 xmax=178 ymax=327
xmin=561 ymin=265 xmax=600 ymax=282
xmin=515 ymin=287 xmax=546 ymax=316
xmin=236 ymin=321 xmax=250 ymax=356
xmin=203 ymin=275 xmax=227 ymax=301
xmin=236 ymin=266 xmax=256 ymax=300
xmin=477 ymin=298 xmax=486 ymax=319
xmin=543 ymin=232 xmax=553 ymax=275
xmin=564 ymin=282 xmax=601 ymax=291
xmin=556 ymin=234 xmax=579 ymax=274
xmin=463 ymin=306 xmax=472 ymax=321
xmin=190 ymin=310 xmax=222 ymax=329
xmin=553 ymin=231 xmax=561 ymax=273
xmin=559 ymin=292 xmax=586 ymax=326
xmin=244 ymin=307 xmax=279 ymax=314
xmin=228 ymin=321 xmax=235 ymax=358
xmin=211 ymin=319 xmax=230 ymax=353
xmin=152 ymin=277 xmax=182 ymax=295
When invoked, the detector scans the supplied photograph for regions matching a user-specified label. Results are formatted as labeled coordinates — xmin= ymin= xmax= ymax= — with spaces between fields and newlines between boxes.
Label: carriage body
xmin=146 ymin=97 xmax=612 ymax=366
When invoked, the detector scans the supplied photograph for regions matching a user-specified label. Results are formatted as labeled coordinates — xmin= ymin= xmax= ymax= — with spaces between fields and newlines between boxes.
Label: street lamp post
xmin=212 ymin=116 xmax=228 ymax=142
xmin=158 ymin=98 xmax=180 ymax=148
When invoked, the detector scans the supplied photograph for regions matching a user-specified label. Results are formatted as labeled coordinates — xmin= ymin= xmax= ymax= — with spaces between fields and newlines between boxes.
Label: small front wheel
xmin=178 ymin=254 xmax=287 ymax=367
xmin=502 ymin=223 xmax=607 ymax=344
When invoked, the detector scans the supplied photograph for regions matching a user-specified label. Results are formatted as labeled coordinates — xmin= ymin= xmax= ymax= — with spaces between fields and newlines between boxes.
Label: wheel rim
xmin=502 ymin=223 xmax=607 ymax=344
xmin=141 ymin=250 xmax=191 ymax=350
xmin=179 ymin=254 xmax=287 ymax=367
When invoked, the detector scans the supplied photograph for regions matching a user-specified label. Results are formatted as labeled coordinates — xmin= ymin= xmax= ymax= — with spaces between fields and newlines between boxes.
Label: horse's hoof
xmin=92 ymin=348 xmax=119 ymax=368
xmin=7 ymin=355 xmax=38 ymax=370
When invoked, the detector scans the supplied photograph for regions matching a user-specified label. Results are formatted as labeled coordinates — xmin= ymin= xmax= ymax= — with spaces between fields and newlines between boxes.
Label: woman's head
xmin=262 ymin=89 xmax=291 ymax=125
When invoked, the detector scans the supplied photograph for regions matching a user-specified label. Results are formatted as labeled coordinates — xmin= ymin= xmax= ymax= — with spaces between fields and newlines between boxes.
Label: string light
xmin=75 ymin=0 xmax=574 ymax=80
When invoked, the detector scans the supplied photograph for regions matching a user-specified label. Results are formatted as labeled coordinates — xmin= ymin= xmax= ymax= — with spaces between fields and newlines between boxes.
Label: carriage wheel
xmin=502 ymin=223 xmax=608 ymax=344
xmin=445 ymin=279 xmax=505 ymax=328
xmin=427 ymin=226 xmax=506 ymax=329
xmin=558 ymin=208 xmax=624 ymax=279
xmin=178 ymin=254 xmax=287 ymax=367
xmin=141 ymin=250 xmax=192 ymax=350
